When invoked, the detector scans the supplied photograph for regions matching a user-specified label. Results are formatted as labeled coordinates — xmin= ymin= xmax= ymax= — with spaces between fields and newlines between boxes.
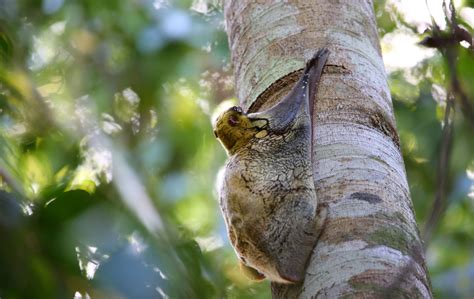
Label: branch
xmin=419 ymin=0 xmax=474 ymax=129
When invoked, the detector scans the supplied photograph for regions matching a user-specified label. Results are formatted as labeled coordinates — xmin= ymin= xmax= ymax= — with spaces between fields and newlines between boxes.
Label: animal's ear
xmin=247 ymin=49 xmax=329 ymax=133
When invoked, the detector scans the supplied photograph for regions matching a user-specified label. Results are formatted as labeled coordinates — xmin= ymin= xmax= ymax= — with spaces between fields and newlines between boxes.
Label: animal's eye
xmin=228 ymin=115 xmax=239 ymax=126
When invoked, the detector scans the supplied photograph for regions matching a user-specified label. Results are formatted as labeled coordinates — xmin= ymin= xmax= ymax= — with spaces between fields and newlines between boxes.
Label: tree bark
xmin=224 ymin=1 xmax=432 ymax=298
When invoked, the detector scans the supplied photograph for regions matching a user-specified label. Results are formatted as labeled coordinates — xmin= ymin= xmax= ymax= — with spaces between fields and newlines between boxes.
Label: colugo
xmin=214 ymin=49 xmax=329 ymax=283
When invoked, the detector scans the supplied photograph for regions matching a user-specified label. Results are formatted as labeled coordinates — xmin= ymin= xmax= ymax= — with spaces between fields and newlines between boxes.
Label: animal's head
xmin=213 ymin=106 xmax=267 ymax=155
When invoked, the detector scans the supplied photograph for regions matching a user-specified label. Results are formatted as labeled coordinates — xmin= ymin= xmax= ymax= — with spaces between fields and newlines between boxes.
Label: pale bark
xmin=224 ymin=0 xmax=432 ymax=298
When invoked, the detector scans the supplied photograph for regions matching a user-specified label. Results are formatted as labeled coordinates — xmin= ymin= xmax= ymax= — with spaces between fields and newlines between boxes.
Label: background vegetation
xmin=0 ymin=0 xmax=472 ymax=298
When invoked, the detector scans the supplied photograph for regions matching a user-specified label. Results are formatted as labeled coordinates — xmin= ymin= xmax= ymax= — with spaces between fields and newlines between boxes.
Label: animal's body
xmin=214 ymin=49 xmax=329 ymax=283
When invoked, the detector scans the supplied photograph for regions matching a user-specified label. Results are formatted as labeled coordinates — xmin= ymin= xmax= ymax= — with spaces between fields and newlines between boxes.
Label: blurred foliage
xmin=0 ymin=0 xmax=472 ymax=298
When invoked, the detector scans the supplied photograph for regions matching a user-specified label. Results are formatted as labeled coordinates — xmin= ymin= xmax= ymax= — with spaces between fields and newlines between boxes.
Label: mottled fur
xmin=214 ymin=49 xmax=329 ymax=283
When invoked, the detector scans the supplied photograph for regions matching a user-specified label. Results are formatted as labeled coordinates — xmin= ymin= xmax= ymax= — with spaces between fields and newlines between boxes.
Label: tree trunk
xmin=224 ymin=1 xmax=432 ymax=298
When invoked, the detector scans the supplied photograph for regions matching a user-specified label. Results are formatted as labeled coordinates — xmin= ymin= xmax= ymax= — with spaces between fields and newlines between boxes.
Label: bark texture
xmin=224 ymin=0 xmax=432 ymax=298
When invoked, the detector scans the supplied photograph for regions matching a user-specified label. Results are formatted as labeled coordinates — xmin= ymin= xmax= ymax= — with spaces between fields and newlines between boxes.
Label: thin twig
xmin=450 ymin=68 xmax=474 ymax=128
xmin=422 ymin=92 xmax=454 ymax=243
xmin=419 ymin=0 xmax=473 ymax=241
